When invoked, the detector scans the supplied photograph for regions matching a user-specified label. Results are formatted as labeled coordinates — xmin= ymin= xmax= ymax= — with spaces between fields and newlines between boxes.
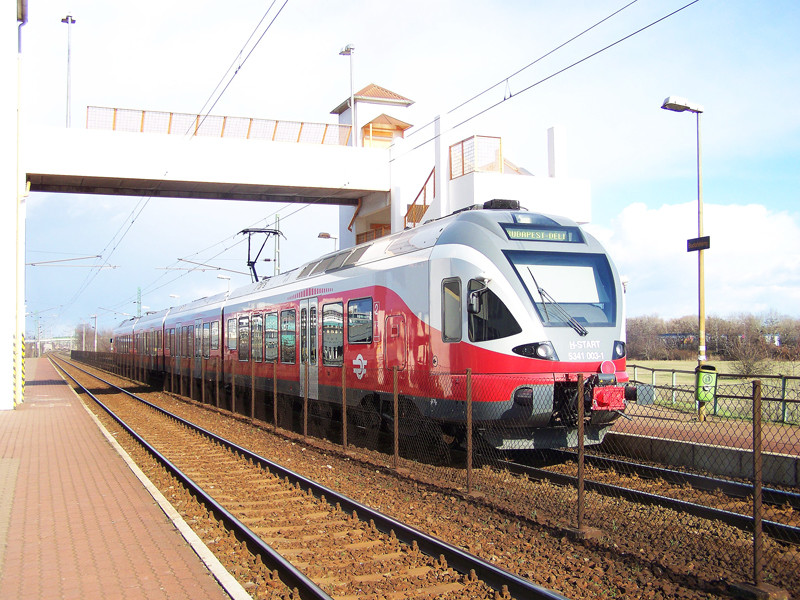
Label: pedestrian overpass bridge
xmin=24 ymin=106 xmax=390 ymax=206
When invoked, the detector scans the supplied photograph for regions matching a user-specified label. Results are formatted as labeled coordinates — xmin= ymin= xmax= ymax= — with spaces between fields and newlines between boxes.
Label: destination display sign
xmin=502 ymin=224 xmax=584 ymax=243
xmin=687 ymin=236 xmax=711 ymax=252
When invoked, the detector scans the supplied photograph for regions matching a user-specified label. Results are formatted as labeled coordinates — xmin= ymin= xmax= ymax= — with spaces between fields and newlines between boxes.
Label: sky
xmin=19 ymin=0 xmax=800 ymax=338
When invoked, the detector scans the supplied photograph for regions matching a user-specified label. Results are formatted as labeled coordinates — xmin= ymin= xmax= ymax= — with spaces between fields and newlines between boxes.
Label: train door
xmin=385 ymin=314 xmax=407 ymax=370
xmin=299 ymin=298 xmax=319 ymax=399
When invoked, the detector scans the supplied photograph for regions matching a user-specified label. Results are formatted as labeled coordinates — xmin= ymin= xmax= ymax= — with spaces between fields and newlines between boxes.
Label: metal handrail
xmin=404 ymin=167 xmax=435 ymax=228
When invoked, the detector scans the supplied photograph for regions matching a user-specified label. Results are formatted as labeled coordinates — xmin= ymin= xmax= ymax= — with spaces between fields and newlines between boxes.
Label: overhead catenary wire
xmin=398 ymin=0 xmax=703 ymax=158
xmin=118 ymin=181 xmax=352 ymax=312
xmin=404 ymin=0 xmax=642 ymax=141
xmin=446 ymin=0 xmax=640 ymax=115
xmin=55 ymin=2 xmax=293 ymax=319
xmin=194 ymin=0 xmax=291 ymax=133
xmin=194 ymin=0 xmax=281 ymax=119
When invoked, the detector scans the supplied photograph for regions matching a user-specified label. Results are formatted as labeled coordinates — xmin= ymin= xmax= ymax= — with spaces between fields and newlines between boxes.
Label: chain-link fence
xmin=71 ymin=351 xmax=799 ymax=594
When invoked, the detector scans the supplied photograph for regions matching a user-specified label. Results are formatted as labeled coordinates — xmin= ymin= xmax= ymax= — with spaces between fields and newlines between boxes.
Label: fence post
xmin=731 ymin=380 xmax=787 ymax=599
xmin=671 ymin=370 xmax=677 ymax=406
xmin=342 ymin=365 xmax=348 ymax=449
xmin=780 ymin=376 xmax=787 ymax=424
xmin=273 ymin=361 xmax=278 ymax=429
xmin=466 ymin=368 xmax=473 ymax=494
xmin=189 ymin=356 xmax=194 ymax=400
xmin=231 ymin=367 xmax=236 ymax=413
xmin=215 ymin=356 xmax=220 ymax=408
xmin=753 ymin=380 xmax=764 ymax=588
xmin=393 ymin=366 xmax=399 ymax=469
xmin=577 ymin=373 xmax=585 ymax=532
xmin=303 ymin=363 xmax=309 ymax=441
xmin=201 ymin=355 xmax=206 ymax=404
xmin=170 ymin=356 xmax=174 ymax=393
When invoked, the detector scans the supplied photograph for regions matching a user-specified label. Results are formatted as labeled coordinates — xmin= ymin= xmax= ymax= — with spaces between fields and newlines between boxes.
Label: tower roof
xmin=331 ymin=84 xmax=414 ymax=115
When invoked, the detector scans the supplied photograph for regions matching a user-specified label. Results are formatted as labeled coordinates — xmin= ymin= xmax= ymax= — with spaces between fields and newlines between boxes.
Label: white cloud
xmin=587 ymin=202 xmax=800 ymax=319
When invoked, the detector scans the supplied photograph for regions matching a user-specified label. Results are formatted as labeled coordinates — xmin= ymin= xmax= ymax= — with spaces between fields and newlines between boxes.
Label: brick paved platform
xmin=0 ymin=358 xmax=239 ymax=600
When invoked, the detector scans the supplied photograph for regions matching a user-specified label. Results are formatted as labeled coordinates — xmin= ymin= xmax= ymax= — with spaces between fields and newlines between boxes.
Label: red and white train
xmin=112 ymin=200 xmax=629 ymax=451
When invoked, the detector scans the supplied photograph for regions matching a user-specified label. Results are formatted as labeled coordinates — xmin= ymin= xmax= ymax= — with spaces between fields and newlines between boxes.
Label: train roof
xmin=151 ymin=202 xmax=593 ymax=313
xmin=227 ymin=202 xmax=582 ymax=298
xmin=165 ymin=291 xmax=229 ymax=318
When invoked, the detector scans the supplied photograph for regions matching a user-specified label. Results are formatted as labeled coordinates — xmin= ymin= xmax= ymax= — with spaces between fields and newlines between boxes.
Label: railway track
xmin=53 ymin=356 xmax=566 ymax=600
xmin=502 ymin=450 xmax=800 ymax=545
xmin=554 ymin=450 xmax=800 ymax=510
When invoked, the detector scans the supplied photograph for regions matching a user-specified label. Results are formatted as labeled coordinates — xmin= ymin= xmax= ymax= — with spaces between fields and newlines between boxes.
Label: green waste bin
xmin=695 ymin=364 xmax=717 ymax=404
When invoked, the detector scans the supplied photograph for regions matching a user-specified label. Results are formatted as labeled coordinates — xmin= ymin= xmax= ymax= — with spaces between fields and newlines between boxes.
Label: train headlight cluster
xmin=612 ymin=341 xmax=626 ymax=360
xmin=512 ymin=342 xmax=558 ymax=361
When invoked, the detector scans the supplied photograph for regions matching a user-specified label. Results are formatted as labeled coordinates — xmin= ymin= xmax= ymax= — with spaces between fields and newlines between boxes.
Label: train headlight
xmin=612 ymin=341 xmax=626 ymax=360
xmin=512 ymin=342 xmax=558 ymax=361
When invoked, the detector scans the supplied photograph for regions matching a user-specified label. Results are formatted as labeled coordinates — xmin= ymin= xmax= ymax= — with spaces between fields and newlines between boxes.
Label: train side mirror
xmin=468 ymin=289 xmax=484 ymax=314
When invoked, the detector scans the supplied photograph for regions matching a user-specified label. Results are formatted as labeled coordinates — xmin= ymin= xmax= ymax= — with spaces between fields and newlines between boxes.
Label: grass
xmin=627 ymin=359 xmax=800 ymax=425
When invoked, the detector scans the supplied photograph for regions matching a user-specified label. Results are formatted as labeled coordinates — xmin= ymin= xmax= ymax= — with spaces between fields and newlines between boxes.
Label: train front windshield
xmin=506 ymin=251 xmax=617 ymax=328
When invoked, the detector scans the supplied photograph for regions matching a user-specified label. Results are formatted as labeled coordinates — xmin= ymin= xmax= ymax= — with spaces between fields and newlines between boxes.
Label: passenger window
xmin=194 ymin=324 xmax=202 ymax=358
xmin=309 ymin=306 xmax=317 ymax=366
xmin=238 ymin=316 xmax=250 ymax=361
xmin=280 ymin=309 xmax=296 ymax=364
xmin=227 ymin=318 xmax=237 ymax=350
xmin=322 ymin=303 xmax=343 ymax=366
xmin=468 ymin=279 xmax=522 ymax=342
xmin=347 ymin=297 xmax=373 ymax=344
xmin=265 ymin=312 xmax=278 ymax=362
xmin=187 ymin=326 xmax=194 ymax=358
xmin=442 ymin=278 xmax=462 ymax=342
xmin=252 ymin=314 xmax=263 ymax=362
xmin=210 ymin=321 xmax=219 ymax=350
xmin=202 ymin=323 xmax=210 ymax=358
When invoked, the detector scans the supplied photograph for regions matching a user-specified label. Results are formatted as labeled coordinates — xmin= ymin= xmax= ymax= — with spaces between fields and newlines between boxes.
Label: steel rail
xmin=51 ymin=357 xmax=335 ymax=600
xmin=541 ymin=448 xmax=800 ymax=510
xmin=56 ymin=356 xmax=568 ymax=600
xmin=500 ymin=458 xmax=800 ymax=545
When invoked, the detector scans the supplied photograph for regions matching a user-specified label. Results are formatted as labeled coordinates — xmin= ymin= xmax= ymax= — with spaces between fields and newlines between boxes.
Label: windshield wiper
xmin=530 ymin=275 xmax=589 ymax=337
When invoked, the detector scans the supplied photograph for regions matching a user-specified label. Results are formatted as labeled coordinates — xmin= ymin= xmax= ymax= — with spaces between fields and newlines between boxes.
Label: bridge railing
xmin=85 ymin=106 xmax=353 ymax=146
xmin=449 ymin=135 xmax=503 ymax=179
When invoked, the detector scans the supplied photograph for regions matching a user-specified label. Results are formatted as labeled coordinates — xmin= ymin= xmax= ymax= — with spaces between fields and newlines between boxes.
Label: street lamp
xmin=318 ymin=232 xmax=338 ymax=251
xmin=61 ymin=14 xmax=76 ymax=128
xmin=91 ymin=314 xmax=97 ymax=352
xmin=661 ymin=95 xmax=706 ymax=366
xmin=217 ymin=274 xmax=231 ymax=293
xmin=339 ymin=44 xmax=357 ymax=147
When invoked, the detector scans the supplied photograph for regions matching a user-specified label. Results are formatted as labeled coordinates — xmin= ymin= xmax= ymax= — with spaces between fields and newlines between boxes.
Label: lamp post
xmin=91 ymin=314 xmax=97 ymax=352
xmin=318 ymin=232 xmax=338 ymax=251
xmin=339 ymin=44 xmax=357 ymax=147
xmin=661 ymin=96 xmax=706 ymax=366
xmin=61 ymin=14 xmax=76 ymax=128
xmin=217 ymin=275 xmax=231 ymax=293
